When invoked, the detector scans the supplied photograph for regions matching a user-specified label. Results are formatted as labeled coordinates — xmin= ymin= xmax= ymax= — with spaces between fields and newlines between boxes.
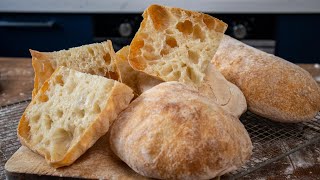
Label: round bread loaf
xmin=109 ymin=82 xmax=252 ymax=179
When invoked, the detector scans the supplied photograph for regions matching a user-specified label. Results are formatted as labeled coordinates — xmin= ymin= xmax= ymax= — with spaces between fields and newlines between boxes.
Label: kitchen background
xmin=0 ymin=0 xmax=320 ymax=63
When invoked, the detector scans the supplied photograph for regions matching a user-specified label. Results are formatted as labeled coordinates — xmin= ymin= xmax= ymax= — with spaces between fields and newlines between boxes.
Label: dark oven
xmin=93 ymin=13 xmax=320 ymax=63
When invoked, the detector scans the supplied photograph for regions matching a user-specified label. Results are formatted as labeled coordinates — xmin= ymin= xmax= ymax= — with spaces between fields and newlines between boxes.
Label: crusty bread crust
xmin=18 ymin=67 xmax=134 ymax=168
xmin=198 ymin=64 xmax=247 ymax=118
xmin=115 ymin=46 xmax=140 ymax=95
xmin=129 ymin=4 xmax=227 ymax=86
xmin=110 ymin=82 xmax=252 ymax=179
xmin=135 ymin=63 xmax=247 ymax=118
xmin=30 ymin=40 xmax=119 ymax=97
xmin=212 ymin=35 xmax=320 ymax=122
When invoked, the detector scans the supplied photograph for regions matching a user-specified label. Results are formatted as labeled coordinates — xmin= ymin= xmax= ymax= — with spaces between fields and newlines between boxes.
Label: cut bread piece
xmin=30 ymin=40 xmax=119 ymax=97
xmin=129 ymin=4 xmax=227 ymax=86
xmin=115 ymin=46 xmax=164 ymax=95
xmin=17 ymin=67 xmax=134 ymax=168
xmin=115 ymin=46 xmax=140 ymax=95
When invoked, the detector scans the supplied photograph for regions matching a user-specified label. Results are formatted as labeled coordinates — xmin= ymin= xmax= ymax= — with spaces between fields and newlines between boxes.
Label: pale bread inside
xmin=18 ymin=67 xmax=134 ymax=168
xmin=129 ymin=4 xmax=227 ymax=86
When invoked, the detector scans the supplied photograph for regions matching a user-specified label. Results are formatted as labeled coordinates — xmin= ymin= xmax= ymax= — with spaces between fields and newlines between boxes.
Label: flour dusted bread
xmin=18 ymin=67 xmax=134 ymax=168
xmin=129 ymin=4 xmax=227 ymax=86
xmin=110 ymin=82 xmax=252 ymax=179
xmin=134 ymin=63 xmax=247 ymax=117
xmin=212 ymin=35 xmax=320 ymax=122
xmin=30 ymin=40 xmax=119 ymax=97
xmin=199 ymin=64 xmax=247 ymax=118
xmin=136 ymin=72 xmax=164 ymax=94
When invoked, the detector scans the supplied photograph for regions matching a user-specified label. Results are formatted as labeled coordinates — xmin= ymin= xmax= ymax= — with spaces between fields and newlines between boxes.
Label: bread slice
xmin=17 ymin=67 xmax=134 ymax=168
xmin=30 ymin=40 xmax=119 ymax=97
xmin=129 ymin=4 xmax=227 ymax=86
xmin=115 ymin=45 xmax=164 ymax=95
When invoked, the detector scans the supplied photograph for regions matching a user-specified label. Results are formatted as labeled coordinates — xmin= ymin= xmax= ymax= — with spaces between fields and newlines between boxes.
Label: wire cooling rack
xmin=226 ymin=111 xmax=320 ymax=179
xmin=0 ymin=99 xmax=319 ymax=179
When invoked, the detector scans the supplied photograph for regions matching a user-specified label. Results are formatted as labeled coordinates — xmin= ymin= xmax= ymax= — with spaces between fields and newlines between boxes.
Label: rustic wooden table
xmin=0 ymin=58 xmax=319 ymax=179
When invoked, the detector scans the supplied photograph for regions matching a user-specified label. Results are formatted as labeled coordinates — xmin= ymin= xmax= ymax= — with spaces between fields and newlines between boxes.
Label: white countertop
xmin=1 ymin=0 xmax=320 ymax=13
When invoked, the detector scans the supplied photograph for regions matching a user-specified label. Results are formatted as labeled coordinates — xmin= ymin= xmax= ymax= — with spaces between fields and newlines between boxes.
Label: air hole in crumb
xmin=161 ymin=65 xmax=173 ymax=76
xmin=203 ymin=16 xmax=215 ymax=29
xmin=31 ymin=114 xmax=40 ymax=123
xmin=88 ymin=68 xmax=95 ymax=75
xmin=93 ymin=103 xmax=101 ymax=114
xmin=143 ymin=52 xmax=158 ymax=60
xmin=193 ymin=25 xmax=205 ymax=42
xmin=165 ymin=36 xmax=178 ymax=48
xmin=44 ymin=140 xmax=50 ymax=146
xmin=55 ymin=75 xmax=64 ymax=86
xmin=67 ymin=82 xmax=76 ymax=94
xmin=78 ymin=127 xmax=85 ymax=134
xmin=98 ymin=68 xmax=105 ymax=75
xmin=57 ymin=110 xmax=63 ymax=118
xmin=103 ymin=53 xmax=111 ymax=65
xmin=87 ymin=47 xmax=94 ymax=56
xmin=44 ymin=115 xmax=53 ymax=130
xmin=39 ymin=94 xmax=49 ymax=102
xmin=160 ymin=48 xmax=170 ymax=56
xmin=173 ymin=71 xmax=181 ymax=79
xmin=35 ymin=134 xmax=43 ymax=144
xmin=76 ymin=109 xmax=85 ymax=118
xmin=166 ymin=29 xmax=174 ymax=34
xmin=176 ymin=20 xmax=193 ymax=35
xmin=186 ymin=67 xmax=198 ymax=83
xmin=188 ymin=50 xmax=199 ymax=64
xmin=144 ymin=44 xmax=155 ymax=52
xmin=52 ymin=128 xmax=73 ymax=147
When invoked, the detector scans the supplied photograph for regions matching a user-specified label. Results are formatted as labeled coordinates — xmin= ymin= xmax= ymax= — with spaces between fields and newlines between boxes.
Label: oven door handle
xmin=0 ymin=20 xmax=56 ymax=28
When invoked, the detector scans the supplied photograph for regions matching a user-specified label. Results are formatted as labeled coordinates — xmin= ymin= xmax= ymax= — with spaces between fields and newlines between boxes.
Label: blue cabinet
xmin=0 ymin=14 xmax=93 ymax=57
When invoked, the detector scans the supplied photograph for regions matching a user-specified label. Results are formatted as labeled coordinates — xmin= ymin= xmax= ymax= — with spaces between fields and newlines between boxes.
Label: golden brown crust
xmin=115 ymin=46 xmax=140 ymax=95
xmin=110 ymin=82 xmax=252 ymax=179
xmin=30 ymin=40 xmax=120 ymax=98
xmin=18 ymin=67 xmax=134 ymax=168
xmin=212 ymin=35 xmax=320 ymax=122
xmin=30 ymin=49 xmax=55 ymax=97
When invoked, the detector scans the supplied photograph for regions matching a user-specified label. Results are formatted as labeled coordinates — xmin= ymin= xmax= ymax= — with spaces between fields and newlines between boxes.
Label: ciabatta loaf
xmin=30 ymin=40 xmax=119 ymax=97
xmin=129 ymin=4 xmax=227 ymax=86
xmin=110 ymin=82 xmax=252 ymax=179
xmin=212 ymin=35 xmax=320 ymax=122
xmin=18 ymin=67 xmax=134 ymax=168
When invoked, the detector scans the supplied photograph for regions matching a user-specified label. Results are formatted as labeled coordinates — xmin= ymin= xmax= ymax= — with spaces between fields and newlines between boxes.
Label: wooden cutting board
xmin=5 ymin=134 xmax=148 ymax=179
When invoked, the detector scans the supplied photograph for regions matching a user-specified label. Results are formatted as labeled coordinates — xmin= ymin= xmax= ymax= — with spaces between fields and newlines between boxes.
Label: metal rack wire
xmin=227 ymin=111 xmax=320 ymax=179
xmin=0 ymin=99 xmax=319 ymax=179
